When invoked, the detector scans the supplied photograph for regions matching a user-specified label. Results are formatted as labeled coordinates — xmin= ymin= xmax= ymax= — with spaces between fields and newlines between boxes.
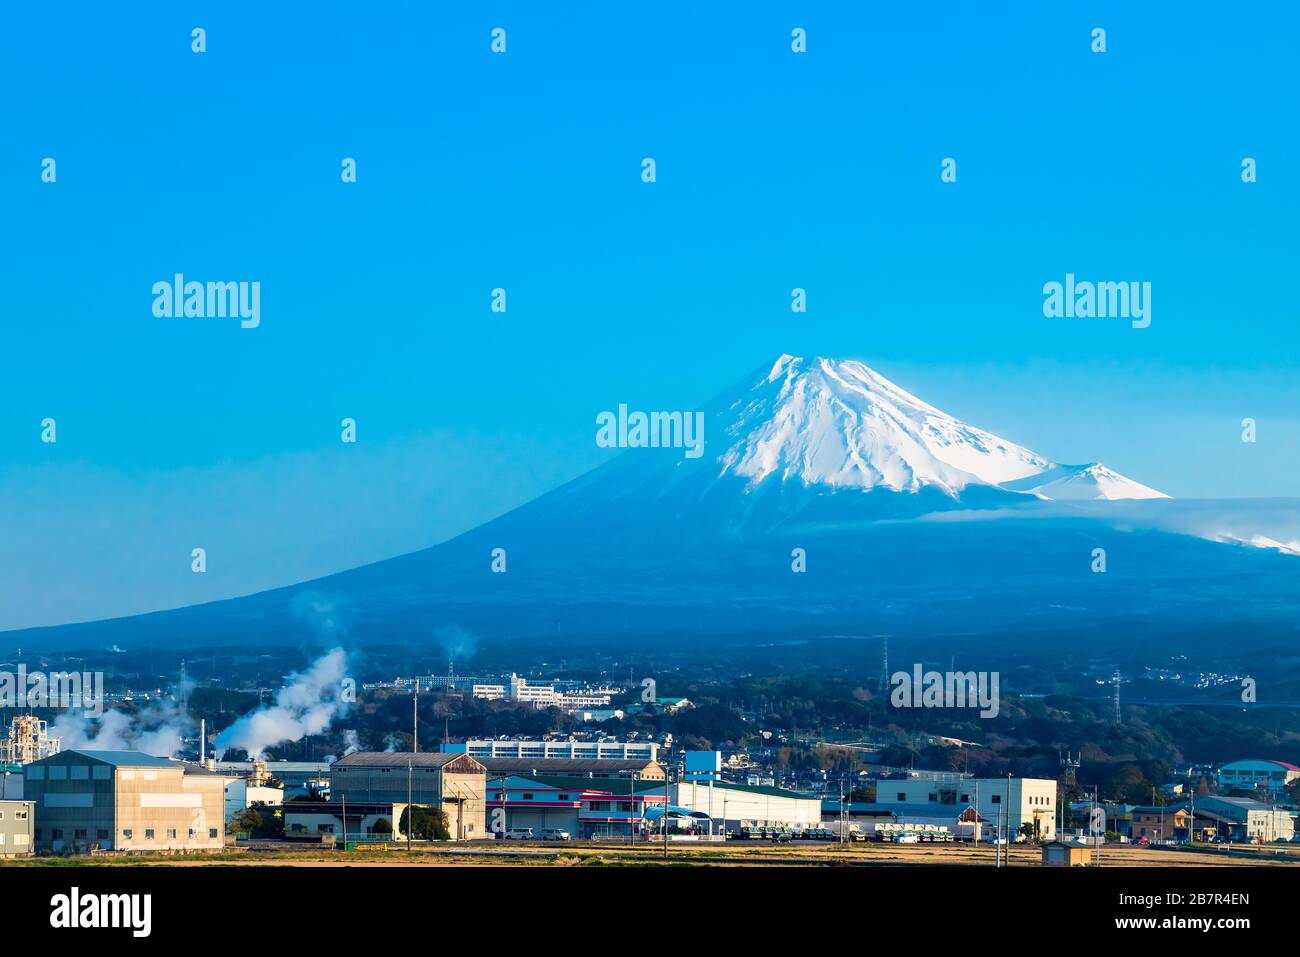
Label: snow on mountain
xmin=712 ymin=355 xmax=1162 ymax=501
xmin=1001 ymin=463 xmax=1169 ymax=501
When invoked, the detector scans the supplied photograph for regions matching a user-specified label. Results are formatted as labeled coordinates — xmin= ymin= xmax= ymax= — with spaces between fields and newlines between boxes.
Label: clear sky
xmin=2 ymin=2 xmax=1298 ymax=630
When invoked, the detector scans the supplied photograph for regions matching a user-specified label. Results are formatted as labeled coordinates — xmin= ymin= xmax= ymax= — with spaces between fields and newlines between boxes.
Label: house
xmin=1042 ymin=839 xmax=1092 ymax=866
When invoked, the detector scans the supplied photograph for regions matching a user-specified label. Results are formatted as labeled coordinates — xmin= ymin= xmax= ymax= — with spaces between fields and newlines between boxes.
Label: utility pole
xmin=663 ymin=745 xmax=671 ymax=860
xmin=412 ymin=686 xmax=419 ymax=754
xmin=407 ymin=760 xmax=413 ymax=853
xmin=342 ymin=794 xmax=347 ymax=852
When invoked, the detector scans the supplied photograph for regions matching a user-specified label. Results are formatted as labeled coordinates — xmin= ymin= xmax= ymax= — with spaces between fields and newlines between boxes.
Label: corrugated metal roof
xmin=332 ymin=751 xmax=478 ymax=769
xmin=53 ymin=750 xmax=178 ymax=768
xmin=480 ymin=758 xmax=659 ymax=774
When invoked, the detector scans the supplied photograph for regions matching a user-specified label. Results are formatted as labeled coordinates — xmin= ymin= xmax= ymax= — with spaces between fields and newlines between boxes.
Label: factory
xmin=330 ymin=751 xmax=487 ymax=840
xmin=0 ymin=799 xmax=34 ymax=857
xmin=24 ymin=749 xmax=228 ymax=854
xmin=487 ymin=773 xmax=667 ymax=838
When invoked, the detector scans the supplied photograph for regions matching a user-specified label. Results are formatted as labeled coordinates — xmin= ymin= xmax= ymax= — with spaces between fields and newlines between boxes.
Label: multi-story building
xmin=447 ymin=738 xmax=659 ymax=762
xmin=329 ymin=751 xmax=487 ymax=840
xmin=881 ymin=772 xmax=1058 ymax=841
xmin=1216 ymin=759 xmax=1300 ymax=798
xmin=0 ymin=799 xmax=34 ymax=857
xmin=24 ymin=750 xmax=228 ymax=854
xmin=1192 ymin=796 xmax=1295 ymax=843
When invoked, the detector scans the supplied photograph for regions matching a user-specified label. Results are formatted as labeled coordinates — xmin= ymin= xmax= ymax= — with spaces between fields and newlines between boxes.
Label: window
xmin=522 ymin=793 xmax=534 ymax=800
xmin=74 ymin=829 xmax=87 ymax=840
xmin=15 ymin=811 xmax=26 ymax=820
xmin=166 ymin=828 xmax=177 ymax=839
xmin=122 ymin=829 xmax=133 ymax=840
xmin=897 ymin=792 xmax=906 ymax=801
xmin=70 ymin=765 xmax=89 ymax=780
xmin=960 ymin=794 xmax=969 ymax=802
xmin=28 ymin=766 xmax=44 ymax=781
xmin=208 ymin=828 xmax=219 ymax=839
xmin=48 ymin=766 xmax=67 ymax=781
xmin=991 ymin=795 xmax=1001 ymax=804
xmin=92 ymin=766 xmax=110 ymax=780
xmin=559 ymin=794 xmax=570 ymax=801
xmin=97 ymin=829 xmax=109 ymax=840
xmin=188 ymin=829 xmax=196 ymax=838
xmin=145 ymin=829 xmax=155 ymax=839
xmin=51 ymin=828 xmax=63 ymax=839
xmin=928 ymin=794 xmax=937 ymax=802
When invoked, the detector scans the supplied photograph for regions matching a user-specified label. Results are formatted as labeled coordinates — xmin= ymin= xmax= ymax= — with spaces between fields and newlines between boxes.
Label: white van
xmin=540 ymin=828 xmax=572 ymax=841
xmin=504 ymin=827 xmax=534 ymax=840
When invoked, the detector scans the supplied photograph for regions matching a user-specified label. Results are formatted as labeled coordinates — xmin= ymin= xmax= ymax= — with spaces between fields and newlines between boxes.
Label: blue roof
xmin=57 ymin=749 xmax=177 ymax=768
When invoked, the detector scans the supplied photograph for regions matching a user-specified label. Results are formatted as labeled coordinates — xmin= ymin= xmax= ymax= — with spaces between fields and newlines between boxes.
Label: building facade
xmin=881 ymin=773 xmax=1058 ymax=841
xmin=487 ymin=774 xmax=666 ymax=837
xmin=329 ymin=751 xmax=486 ymax=840
xmin=672 ymin=780 xmax=823 ymax=830
xmin=24 ymin=750 xmax=227 ymax=854
xmin=0 ymin=799 xmax=34 ymax=857
xmin=1216 ymin=759 xmax=1300 ymax=798
xmin=448 ymin=739 xmax=659 ymax=762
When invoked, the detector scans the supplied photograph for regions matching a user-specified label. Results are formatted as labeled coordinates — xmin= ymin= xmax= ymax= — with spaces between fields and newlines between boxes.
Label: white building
xmin=223 ymin=778 xmax=285 ymax=824
xmin=448 ymin=739 xmax=659 ymax=762
xmin=672 ymin=779 xmax=822 ymax=830
xmin=881 ymin=773 xmax=1057 ymax=841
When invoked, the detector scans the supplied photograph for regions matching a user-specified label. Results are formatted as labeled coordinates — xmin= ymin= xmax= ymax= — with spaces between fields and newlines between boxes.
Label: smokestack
xmin=200 ymin=718 xmax=205 ymax=764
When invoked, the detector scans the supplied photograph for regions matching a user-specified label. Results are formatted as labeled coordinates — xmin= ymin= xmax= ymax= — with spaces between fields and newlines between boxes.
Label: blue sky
xmin=2 ymin=2 xmax=1298 ymax=629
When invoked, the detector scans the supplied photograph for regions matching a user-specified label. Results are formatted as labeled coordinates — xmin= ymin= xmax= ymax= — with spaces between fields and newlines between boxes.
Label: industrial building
xmin=480 ymin=757 xmax=665 ymax=781
xmin=0 ymin=799 xmax=34 ymax=857
xmin=24 ymin=750 xmax=228 ymax=854
xmin=881 ymin=772 xmax=1058 ymax=841
xmin=283 ymin=801 xmax=407 ymax=842
xmin=223 ymin=777 xmax=285 ymax=824
xmin=1216 ymin=759 xmax=1300 ymax=798
xmin=445 ymin=738 xmax=659 ymax=762
xmin=330 ymin=751 xmax=487 ymax=840
xmin=672 ymin=779 xmax=823 ymax=831
xmin=0 ymin=715 xmax=62 ymax=764
xmin=1191 ymin=796 xmax=1295 ymax=843
xmin=487 ymin=773 xmax=667 ymax=837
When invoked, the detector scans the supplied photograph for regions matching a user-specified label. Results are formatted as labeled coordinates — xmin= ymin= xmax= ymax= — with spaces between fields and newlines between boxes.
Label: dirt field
xmin=5 ymin=839 xmax=1299 ymax=867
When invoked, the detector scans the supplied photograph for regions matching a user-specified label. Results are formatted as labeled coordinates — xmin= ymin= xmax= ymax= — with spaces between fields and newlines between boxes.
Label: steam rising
xmin=214 ymin=647 xmax=352 ymax=759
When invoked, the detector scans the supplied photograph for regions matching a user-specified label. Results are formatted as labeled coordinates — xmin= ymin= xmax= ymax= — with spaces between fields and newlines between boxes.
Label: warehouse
xmin=672 ymin=779 xmax=822 ymax=831
xmin=330 ymin=751 xmax=487 ymax=840
xmin=24 ymin=750 xmax=227 ymax=854
xmin=487 ymin=773 xmax=666 ymax=837
xmin=0 ymin=799 xmax=34 ymax=857
xmin=480 ymin=757 xmax=665 ymax=781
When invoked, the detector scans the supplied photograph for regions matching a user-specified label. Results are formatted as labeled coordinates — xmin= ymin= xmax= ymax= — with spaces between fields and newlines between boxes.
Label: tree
xmin=372 ymin=816 xmax=392 ymax=835
xmin=230 ymin=808 xmax=262 ymax=835
xmin=399 ymin=805 xmax=450 ymax=841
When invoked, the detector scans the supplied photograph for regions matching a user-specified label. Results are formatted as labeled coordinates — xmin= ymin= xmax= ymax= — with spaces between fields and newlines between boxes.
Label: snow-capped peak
xmin=719 ymin=356 xmax=1052 ymax=494
xmin=715 ymin=356 xmax=1166 ymax=501
xmin=1001 ymin=463 xmax=1169 ymax=501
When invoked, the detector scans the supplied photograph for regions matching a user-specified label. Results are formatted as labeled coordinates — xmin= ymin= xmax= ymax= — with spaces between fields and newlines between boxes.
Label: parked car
xmin=504 ymin=827 xmax=534 ymax=840
xmin=540 ymin=828 xmax=572 ymax=841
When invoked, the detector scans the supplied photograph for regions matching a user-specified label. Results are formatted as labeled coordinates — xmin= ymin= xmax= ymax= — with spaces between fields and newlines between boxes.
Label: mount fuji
xmin=9 ymin=355 xmax=1300 ymax=650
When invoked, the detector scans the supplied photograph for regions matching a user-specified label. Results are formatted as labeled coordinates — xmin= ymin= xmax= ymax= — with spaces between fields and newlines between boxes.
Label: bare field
xmin=4 ymin=840 xmax=1299 ymax=868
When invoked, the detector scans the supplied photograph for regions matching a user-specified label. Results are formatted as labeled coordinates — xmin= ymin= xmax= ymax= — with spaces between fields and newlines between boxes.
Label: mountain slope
xmin=8 ymin=354 xmax=1297 ymax=651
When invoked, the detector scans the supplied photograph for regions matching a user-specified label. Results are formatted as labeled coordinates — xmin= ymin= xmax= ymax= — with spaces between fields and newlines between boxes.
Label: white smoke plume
xmin=214 ymin=647 xmax=352 ymax=759
xmin=50 ymin=676 xmax=194 ymax=758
